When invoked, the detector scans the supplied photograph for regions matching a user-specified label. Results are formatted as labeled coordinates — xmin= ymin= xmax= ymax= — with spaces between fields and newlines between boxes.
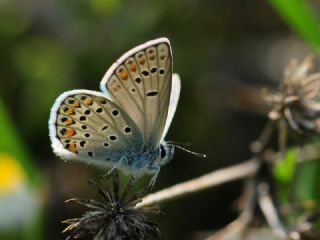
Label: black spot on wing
xmin=146 ymin=91 xmax=159 ymax=97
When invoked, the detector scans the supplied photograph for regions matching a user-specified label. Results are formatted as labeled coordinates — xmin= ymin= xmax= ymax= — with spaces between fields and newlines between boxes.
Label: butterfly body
xmin=112 ymin=141 xmax=174 ymax=177
xmin=49 ymin=38 xmax=180 ymax=183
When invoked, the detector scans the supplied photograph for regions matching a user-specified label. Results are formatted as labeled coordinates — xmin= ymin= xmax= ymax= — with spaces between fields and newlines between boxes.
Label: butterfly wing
xmin=100 ymin=38 xmax=173 ymax=147
xmin=160 ymin=73 xmax=181 ymax=142
xmin=49 ymin=90 xmax=144 ymax=169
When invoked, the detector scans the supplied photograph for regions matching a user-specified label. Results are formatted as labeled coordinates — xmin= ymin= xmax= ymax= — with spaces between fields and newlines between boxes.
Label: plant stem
xmin=250 ymin=119 xmax=275 ymax=154
xmin=257 ymin=182 xmax=292 ymax=240
xmin=136 ymin=159 xmax=259 ymax=208
xmin=206 ymin=180 xmax=256 ymax=240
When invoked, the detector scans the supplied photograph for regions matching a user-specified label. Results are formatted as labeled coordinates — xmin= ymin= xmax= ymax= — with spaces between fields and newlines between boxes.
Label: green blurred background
xmin=0 ymin=0 xmax=320 ymax=239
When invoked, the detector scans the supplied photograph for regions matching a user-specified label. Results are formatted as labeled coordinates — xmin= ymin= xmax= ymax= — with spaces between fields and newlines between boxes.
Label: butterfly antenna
xmin=169 ymin=144 xmax=206 ymax=158
xmin=166 ymin=141 xmax=191 ymax=147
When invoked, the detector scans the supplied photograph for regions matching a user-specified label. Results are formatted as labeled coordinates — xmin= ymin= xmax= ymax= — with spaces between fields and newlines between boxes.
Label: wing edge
xmin=48 ymin=89 xmax=115 ymax=167
xmin=99 ymin=37 xmax=172 ymax=93
xmin=160 ymin=73 xmax=181 ymax=142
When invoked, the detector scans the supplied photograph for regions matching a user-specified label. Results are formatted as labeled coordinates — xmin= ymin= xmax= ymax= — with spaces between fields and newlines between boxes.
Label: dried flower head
xmin=63 ymin=170 xmax=160 ymax=240
xmin=294 ymin=209 xmax=320 ymax=240
xmin=265 ymin=55 xmax=320 ymax=135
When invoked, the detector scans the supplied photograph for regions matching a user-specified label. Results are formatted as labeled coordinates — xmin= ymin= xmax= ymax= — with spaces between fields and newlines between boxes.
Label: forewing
xmin=160 ymin=73 xmax=181 ymax=142
xmin=49 ymin=90 xmax=143 ymax=168
xmin=100 ymin=38 xmax=173 ymax=147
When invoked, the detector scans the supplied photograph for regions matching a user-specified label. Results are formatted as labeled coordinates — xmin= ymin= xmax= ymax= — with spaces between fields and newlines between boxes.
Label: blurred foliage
xmin=90 ymin=0 xmax=122 ymax=15
xmin=274 ymin=148 xmax=297 ymax=185
xmin=0 ymin=100 xmax=43 ymax=239
xmin=295 ymin=160 xmax=320 ymax=205
xmin=269 ymin=0 xmax=320 ymax=213
xmin=12 ymin=36 xmax=75 ymax=134
xmin=269 ymin=0 xmax=320 ymax=51
xmin=1 ymin=0 xmax=320 ymax=239
xmin=0 ymin=100 xmax=39 ymax=185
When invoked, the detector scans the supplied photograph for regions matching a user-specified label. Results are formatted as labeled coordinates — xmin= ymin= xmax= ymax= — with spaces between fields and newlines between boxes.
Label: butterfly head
xmin=154 ymin=142 xmax=175 ymax=166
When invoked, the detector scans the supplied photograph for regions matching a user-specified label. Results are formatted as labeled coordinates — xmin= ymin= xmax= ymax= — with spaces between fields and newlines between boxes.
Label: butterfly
xmin=49 ymin=38 xmax=182 ymax=185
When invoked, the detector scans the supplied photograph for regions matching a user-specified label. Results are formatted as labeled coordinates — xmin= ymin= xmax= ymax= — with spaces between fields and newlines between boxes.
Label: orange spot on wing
xmin=139 ymin=59 xmax=145 ymax=65
xmin=65 ymin=128 xmax=75 ymax=137
xmin=119 ymin=68 xmax=128 ymax=80
xmin=72 ymin=101 xmax=80 ymax=108
xmin=66 ymin=108 xmax=74 ymax=115
xmin=65 ymin=119 xmax=74 ymax=126
xmin=84 ymin=98 xmax=93 ymax=105
xmin=129 ymin=63 xmax=137 ymax=72
xmin=67 ymin=143 xmax=77 ymax=153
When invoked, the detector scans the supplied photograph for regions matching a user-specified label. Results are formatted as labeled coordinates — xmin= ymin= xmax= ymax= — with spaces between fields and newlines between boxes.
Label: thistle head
xmin=63 ymin=170 xmax=160 ymax=240
xmin=266 ymin=55 xmax=320 ymax=135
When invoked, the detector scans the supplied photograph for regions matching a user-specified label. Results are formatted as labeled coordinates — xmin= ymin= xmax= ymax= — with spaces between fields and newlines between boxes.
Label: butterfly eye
xmin=160 ymin=145 xmax=166 ymax=158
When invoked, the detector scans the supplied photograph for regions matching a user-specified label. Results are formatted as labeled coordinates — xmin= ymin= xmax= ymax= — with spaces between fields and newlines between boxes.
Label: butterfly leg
xmin=106 ymin=156 xmax=128 ymax=177
xmin=106 ymin=166 xmax=117 ymax=178
xmin=148 ymin=165 xmax=160 ymax=188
